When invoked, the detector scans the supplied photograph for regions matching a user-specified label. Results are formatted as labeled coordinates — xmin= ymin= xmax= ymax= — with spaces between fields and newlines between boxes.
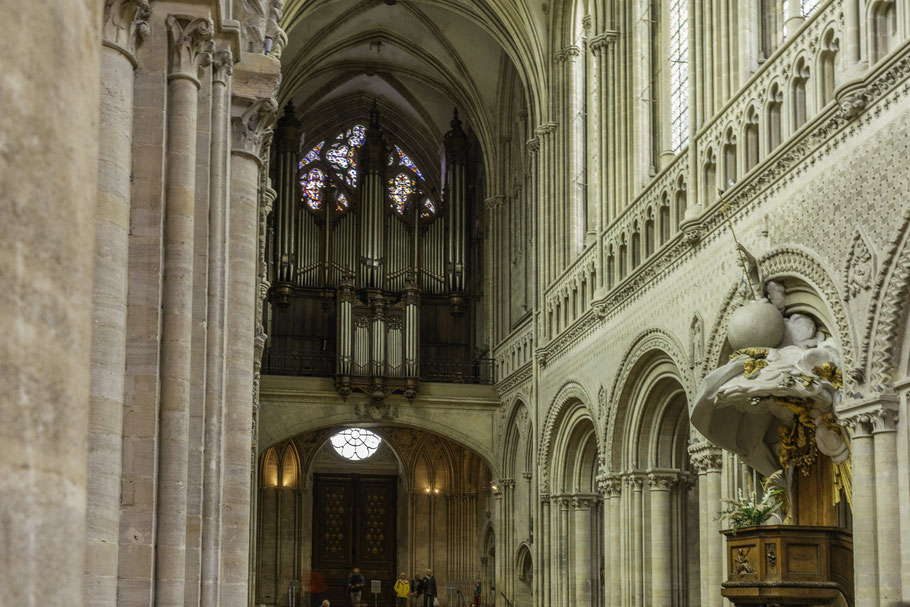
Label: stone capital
xmin=212 ymin=49 xmax=234 ymax=84
xmin=589 ymin=30 xmax=619 ymax=55
xmin=572 ymin=495 xmax=597 ymax=510
xmin=166 ymin=15 xmax=214 ymax=82
xmin=102 ymin=0 xmax=150 ymax=61
xmin=647 ymin=470 xmax=678 ymax=491
xmin=484 ymin=195 xmax=505 ymax=210
xmin=231 ymin=96 xmax=279 ymax=162
xmin=539 ymin=493 xmax=551 ymax=505
xmin=501 ymin=478 xmax=516 ymax=489
xmin=688 ymin=442 xmax=723 ymax=473
xmin=525 ymin=137 xmax=540 ymax=155
xmin=839 ymin=393 xmax=899 ymax=437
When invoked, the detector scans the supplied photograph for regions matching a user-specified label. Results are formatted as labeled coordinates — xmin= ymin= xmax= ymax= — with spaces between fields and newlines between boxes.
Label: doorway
xmin=312 ymin=474 xmax=397 ymax=606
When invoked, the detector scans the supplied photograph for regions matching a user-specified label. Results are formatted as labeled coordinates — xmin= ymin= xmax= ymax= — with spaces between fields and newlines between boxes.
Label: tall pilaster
xmin=359 ymin=102 xmax=386 ymax=289
xmin=85 ymin=3 xmax=149 ymax=605
xmin=630 ymin=475 xmax=644 ymax=607
xmin=155 ymin=15 xmax=213 ymax=605
xmin=223 ymin=94 xmax=278 ymax=607
xmin=200 ymin=48 xmax=233 ymax=607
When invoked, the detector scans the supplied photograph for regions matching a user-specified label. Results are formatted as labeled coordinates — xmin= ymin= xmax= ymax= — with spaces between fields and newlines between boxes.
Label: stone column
xmin=539 ymin=493 xmax=551 ymax=607
xmin=154 ymin=15 xmax=213 ymax=606
xmin=649 ymin=472 xmax=677 ymax=607
xmin=222 ymin=95 xmax=277 ymax=607
xmin=559 ymin=497 xmax=571 ymax=607
xmin=604 ymin=477 xmax=622 ymax=605
xmin=689 ymin=442 xmax=723 ymax=607
xmin=84 ymin=3 xmax=149 ymax=606
xmin=871 ymin=408 xmax=901 ymax=604
xmin=200 ymin=47 xmax=233 ymax=607
xmin=784 ymin=0 xmax=805 ymax=38
xmin=0 ymin=1 xmax=100 ymax=605
xmin=573 ymin=496 xmax=596 ymax=607
xmin=847 ymin=413 xmax=878 ymax=607
xmin=630 ymin=475 xmax=644 ymax=607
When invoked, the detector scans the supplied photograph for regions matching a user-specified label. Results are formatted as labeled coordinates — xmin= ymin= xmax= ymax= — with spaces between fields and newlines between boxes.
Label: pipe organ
xmin=265 ymin=102 xmax=479 ymax=399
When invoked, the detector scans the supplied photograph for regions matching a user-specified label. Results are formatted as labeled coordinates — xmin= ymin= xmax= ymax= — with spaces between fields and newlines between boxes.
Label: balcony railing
xmin=262 ymin=348 xmax=494 ymax=385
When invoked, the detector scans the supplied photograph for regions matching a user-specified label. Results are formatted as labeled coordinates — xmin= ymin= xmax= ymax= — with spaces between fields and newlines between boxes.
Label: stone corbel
xmin=102 ymin=0 xmax=150 ymax=63
xmin=166 ymin=15 xmax=214 ymax=82
xmin=588 ymin=30 xmax=619 ymax=56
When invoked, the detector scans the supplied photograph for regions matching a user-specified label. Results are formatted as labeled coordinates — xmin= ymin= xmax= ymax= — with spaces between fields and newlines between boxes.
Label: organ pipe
xmin=274 ymin=102 xmax=301 ymax=288
xmin=360 ymin=103 xmax=386 ymax=289
xmin=444 ymin=109 xmax=467 ymax=315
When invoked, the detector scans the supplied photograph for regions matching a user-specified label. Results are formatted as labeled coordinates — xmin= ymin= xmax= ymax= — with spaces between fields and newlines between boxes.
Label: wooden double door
xmin=312 ymin=475 xmax=397 ymax=607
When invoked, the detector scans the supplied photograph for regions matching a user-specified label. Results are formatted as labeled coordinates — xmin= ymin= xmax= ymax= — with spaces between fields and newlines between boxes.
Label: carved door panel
xmin=313 ymin=475 xmax=397 ymax=606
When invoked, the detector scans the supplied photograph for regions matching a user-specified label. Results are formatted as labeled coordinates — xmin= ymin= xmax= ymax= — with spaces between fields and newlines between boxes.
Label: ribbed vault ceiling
xmin=278 ymin=0 xmax=547 ymax=179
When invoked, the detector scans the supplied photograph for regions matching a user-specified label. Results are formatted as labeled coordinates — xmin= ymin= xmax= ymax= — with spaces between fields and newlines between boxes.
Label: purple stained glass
xmin=394 ymin=145 xmax=424 ymax=179
xmin=301 ymin=167 xmax=325 ymax=210
xmin=300 ymin=141 xmax=324 ymax=168
xmin=388 ymin=173 xmax=415 ymax=214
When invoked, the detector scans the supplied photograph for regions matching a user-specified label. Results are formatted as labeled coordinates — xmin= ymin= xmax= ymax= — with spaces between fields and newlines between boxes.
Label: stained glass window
xmin=669 ymin=0 xmax=689 ymax=152
xmin=330 ymin=428 xmax=381 ymax=460
xmin=389 ymin=173 xmax=416 ymax=214
xmin=299 ymin=123 xmax=437 ymax=220
xmin=300 ymin=141 xmax=324 ymax=168
xmin=394 ymin=145 xmax=425 ymax=179
xmin=301 ymin=167 xmax=325 ymax=210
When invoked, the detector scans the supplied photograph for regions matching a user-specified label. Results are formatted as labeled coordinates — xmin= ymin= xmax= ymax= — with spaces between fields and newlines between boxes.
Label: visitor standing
xmin=393 ymin=572 xmax=411 ymax=607
xmin=411 ymin=572 xmax=424 ymax=606
xmin=421 ymin=570 xmax=438 ymax=607
xmin=348 ymin=567 xmax=365 ymax=606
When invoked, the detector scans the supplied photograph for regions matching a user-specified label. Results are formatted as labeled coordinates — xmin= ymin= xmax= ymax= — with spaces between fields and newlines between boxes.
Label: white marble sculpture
xmin=691 ymin=247 xmax=849 ymax=480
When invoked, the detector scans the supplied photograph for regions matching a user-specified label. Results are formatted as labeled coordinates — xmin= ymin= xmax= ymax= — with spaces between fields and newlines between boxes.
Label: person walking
xmin=348 ymin=567 xmax=365 ymax=607
xmin=421 ymin=570 xmax=438 ymax=607
xmin=393 ymin=572 xmax=411 ymax=607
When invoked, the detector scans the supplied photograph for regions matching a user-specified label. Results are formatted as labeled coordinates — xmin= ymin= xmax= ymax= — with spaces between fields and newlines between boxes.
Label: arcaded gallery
xmin=4 ymin=1 xmax=910 ymax=606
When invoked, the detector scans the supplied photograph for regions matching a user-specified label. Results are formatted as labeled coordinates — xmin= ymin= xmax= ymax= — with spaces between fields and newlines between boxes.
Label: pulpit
xmin=722 ymin=525 xmax=853 ymax=606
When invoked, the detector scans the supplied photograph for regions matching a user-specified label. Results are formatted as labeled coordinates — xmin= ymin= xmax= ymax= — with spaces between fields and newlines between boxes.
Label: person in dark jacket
xmin=348 ymin=568 xmax=365 ymax=606
xmin=420 ymin=570 xmax=437 ymax=607
xmin=410 ymin=573 xmax=424 ymax=606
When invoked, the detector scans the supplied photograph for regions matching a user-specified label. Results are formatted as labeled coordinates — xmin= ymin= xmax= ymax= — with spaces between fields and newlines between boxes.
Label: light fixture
xmin=425 ymin=487 xmax=431 ymax=493
xmin=434 ymin=488 xmax=439 ymax=494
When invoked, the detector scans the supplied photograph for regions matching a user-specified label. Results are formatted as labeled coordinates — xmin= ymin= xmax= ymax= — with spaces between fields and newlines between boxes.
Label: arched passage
xmin=544 ymin=398 xmax=602 ymax=607
xmin=255 ymin=424 xmax=494 ymax=606
xmin=606 ymin=348 xmax=700 ymax=606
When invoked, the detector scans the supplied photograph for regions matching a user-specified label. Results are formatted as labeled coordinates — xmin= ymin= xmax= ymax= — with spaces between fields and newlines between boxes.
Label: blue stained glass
xmin=347 ymin=125 xmax=366 ymax=147
xmin=420 ymin=198 xmax=437 ymax=219
xmin=300 ymin=141 xmax=324 ymax=168
xmin=394 ymin=145 xmax=424 ymax=179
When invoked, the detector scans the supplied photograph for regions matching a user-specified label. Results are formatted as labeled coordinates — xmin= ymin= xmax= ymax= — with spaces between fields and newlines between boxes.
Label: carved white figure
xmin=691 ymin=244 xmax=848 ymax=483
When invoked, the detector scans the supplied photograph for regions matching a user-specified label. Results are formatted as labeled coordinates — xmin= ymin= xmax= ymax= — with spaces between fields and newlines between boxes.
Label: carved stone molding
xmin=166 ymin=15 xmax=214 ymax=81
xmin=102 ymin=0 xmax=150 ymax=60
xmin=232 ymin=96 xmax=278 ymax=161
xmin=526 ymin=137 xmax=540 ymax=155
xmin=484 ymin=195 xmax=505 ymax=210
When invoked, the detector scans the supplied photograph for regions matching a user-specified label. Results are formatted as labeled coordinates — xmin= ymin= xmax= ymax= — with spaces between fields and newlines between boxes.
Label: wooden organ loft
xmin=263 ymin=102 xmax=490 ymax=400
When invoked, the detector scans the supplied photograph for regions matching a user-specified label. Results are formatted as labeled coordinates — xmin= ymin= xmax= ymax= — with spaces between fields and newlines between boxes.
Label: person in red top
xmin=308 ymin=570 xmax=327 ymax=607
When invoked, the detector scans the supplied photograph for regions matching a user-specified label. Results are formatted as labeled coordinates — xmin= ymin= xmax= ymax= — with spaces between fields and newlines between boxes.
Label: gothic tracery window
xmin=669 ymin=0 xmax=689 ymax=152
xmin=330 ymin=428 xmax=382 ymax=461
xmin=298 ymin=124 xmax=437 ymax=218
